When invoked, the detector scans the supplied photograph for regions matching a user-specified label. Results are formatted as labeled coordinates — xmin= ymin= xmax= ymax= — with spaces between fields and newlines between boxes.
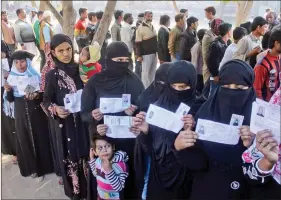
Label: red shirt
xmin=254 ymin=52 xmax=280 ymax=102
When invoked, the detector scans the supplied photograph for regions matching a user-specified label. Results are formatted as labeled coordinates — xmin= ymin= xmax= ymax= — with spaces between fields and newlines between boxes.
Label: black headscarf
xmin=137 ymin=62 xmax=171 ymax=112
xmin=92 ymin=41 xmax=144 ymax=102
xmin=196 ymin=59 xmax=256 ymax=125
xmin=148 ymin=61 xmax=198 ymax=189
xmin=50 ymin=34 xmax=77 ymax=77
xmin=155 ymin=60 xmax=197 ymax=113
xmin=195 ymin=59 xmax=256 ymax=165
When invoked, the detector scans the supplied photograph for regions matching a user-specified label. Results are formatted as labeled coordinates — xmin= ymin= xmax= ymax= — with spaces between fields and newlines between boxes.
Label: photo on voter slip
xmin=195 ymin=119 xmax=240 ymax=145
xmin=250 ymin=99 xmax=281 ymax=143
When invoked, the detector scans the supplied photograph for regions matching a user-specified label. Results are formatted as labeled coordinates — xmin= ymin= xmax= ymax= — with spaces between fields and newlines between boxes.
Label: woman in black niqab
xmin=43 ymin=34 xmax=89 ymax=199
xmin=187 ymin=60 xmax=256 ymax=200
xmin=134 ymin=61 xmax=205 ymax=200
xmin=136 ymin=62 xmax=171 ymax=112
xmin=81 ymin=41 xmax=144 ymax=199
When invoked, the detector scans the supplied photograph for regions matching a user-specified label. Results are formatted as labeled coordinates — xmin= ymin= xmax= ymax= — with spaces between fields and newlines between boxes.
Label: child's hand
xmin=102 ymin=158 xmax=112 ymax=173
xmin=89 ymin=148 xmax=95 ymax=160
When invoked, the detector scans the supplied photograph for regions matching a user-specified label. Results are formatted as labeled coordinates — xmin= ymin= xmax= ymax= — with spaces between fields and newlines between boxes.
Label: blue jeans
xmin=209 ymin=79 xmax=219 ymax=97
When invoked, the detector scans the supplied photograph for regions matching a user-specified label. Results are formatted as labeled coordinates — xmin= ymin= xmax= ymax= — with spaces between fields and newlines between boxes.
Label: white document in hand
xmin=100 ymin=94 xmax=131 ymax=114
xmin=175 ymin=102 xmax=191 ymax=119
xmin=2 ymin=58 xmax=9 ymax=71
xmin=250 ymin=99 xmax=280 ymax=144
xmin=104 ymin=115 xmax=135 ymax=138
xmin=145 ymin=104 xmax=184 ymax=133
xmin=64 ymin=89 xmax=83 ymax=113
xmin=195 ymin=118 xmax=240 ymax=145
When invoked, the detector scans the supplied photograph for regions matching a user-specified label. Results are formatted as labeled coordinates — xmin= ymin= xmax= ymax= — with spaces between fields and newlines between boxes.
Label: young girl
xmin=79 ymin=41 xmax=102 ymax=84
xmin=89 ymin=135 xmax=129 ymax=200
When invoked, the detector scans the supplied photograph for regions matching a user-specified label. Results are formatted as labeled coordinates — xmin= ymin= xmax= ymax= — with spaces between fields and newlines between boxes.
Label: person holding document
xmin=134 ymin=62 xmax=171 ymax=198
xmin=81 ymin=41 xmax=144 ymax=199
xmin=4 ymin=51 xmax=53 ymax=179
xmin=175 ymin=60 xmax=256 ymax=199
xmin=241 ymin=90 xmax=281 ymax=200
xmin=43 ymin=34 xmax=89 ymax=199
xmin=133 ymin=61 xmax=204 ymax=200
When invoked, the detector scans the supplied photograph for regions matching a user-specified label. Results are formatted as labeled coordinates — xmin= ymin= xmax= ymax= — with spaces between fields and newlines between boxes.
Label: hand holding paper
xmin=133 ymin=112 xmax=149 ymax=134
xmin=97 ymin=124 xmax=108 ymax=136
xmin=100 ymin=94 xmax=131 ymax=114
xmin=239 ymin=126 xmax=255 ymax=148
xmin=145 ymin=104 xmax=184 ymax=133
xmin=174 ymin=130 xmax=198 ymax=151
xmin=92 ymin=108 xmax=103 ymax=121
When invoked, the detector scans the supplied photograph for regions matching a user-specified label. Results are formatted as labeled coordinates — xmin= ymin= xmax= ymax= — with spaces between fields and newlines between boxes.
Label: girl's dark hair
xmin=159 ymin=14 xmax=170 ymax=26
xmin=268 ymin=30 xmax=281 ymax=49
xmin=91 ymin=135 xmax=114 ymax=149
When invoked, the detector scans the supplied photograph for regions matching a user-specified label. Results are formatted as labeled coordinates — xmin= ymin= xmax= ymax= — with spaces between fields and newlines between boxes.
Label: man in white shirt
xmin=30 ymin=7 xmax=38 ymax=25
xmin=219 ymin=27 xmax=247 ymax=70
xmin=120 ymin=13 xmax=134 ymax=71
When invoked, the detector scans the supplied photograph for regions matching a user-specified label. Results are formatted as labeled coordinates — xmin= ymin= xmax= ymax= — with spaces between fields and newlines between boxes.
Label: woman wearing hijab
xmin=1 ymin=40 xmax=17 ymax=164
xmin=43 ymin=34 xmax=89 ymax=199
xmin=136 ymin=62 xmax=171 ymax=112
xmin=4 ymin=50 xmax=53 ymax=178
xmin=134 ymin=62 xmax=171 ymax=198
xmin=81 ymin=41 xmax=144 ymax=199
xmin=174 ymin=60 xmax=256 ymax=199
xmin=133 ymin=61 xmax=205 ymax=199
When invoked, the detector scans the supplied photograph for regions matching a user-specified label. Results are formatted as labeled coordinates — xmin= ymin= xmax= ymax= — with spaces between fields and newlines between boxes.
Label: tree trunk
xmin=45 ymin=1 xmax=63 ymax=26
xmin=92 ymin=0 xmax=117 ymax=46
xmin=62 ymin=1 xmax=77 ymax=42
xmin=172 ymin=0 xmax=180 ymax=14
xmin=39 ymin=1 xmax=48 ymax=11
xmin=31 ymin=1 xmax=37 ymax=8
xmin=235 ymin=1 xmax=254 ymax=27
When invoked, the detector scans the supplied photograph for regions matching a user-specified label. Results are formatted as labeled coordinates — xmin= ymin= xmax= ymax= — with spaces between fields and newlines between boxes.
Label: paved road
xmin=1 ymin=156 xmax=68 ymax=199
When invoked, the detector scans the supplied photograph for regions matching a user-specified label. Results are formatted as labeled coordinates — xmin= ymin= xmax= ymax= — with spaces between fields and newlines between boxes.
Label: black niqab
xmin=196 ymin=59 xmax=256 ymax=125
xmin=195 ymin=59 xmax=256 ymax=166
xmin=149 ymin=61 xmax=197 ymax=190
xmin=50 ymin=34 xmax=78 ymax=77
xmin=92 ymin=41 xmax=144 ymax=98
xmin=155 ymin=60 xmax=197 ymax=112
xmin=137 ymin=62 xmax=171 ymax=112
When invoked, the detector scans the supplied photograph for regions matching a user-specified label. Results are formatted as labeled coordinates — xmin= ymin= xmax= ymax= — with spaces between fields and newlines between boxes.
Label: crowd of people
xmin=1 ymin=4 xmax=281 ymax=200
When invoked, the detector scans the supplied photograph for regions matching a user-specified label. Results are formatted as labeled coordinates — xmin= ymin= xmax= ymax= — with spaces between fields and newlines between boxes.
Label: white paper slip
xmin=100 ymin=94 xmax=131 ymax=114
xmin=1 ymin=58 xmax=10 ymax=71
xmin=230 ymin=114 xmax=244 ymax=127
xmin=106 ymin=126 xmax=136 ymax=138
xmin=196 ymin=119 xmax=240 ymax=145
xmin=104 ymin=115 xmax=132 ymax=126
xmin=175 ymin=102 xmax=191 ymax=119
xmin=64 ymin=89 xmax=83 ymax=113
xmin=250 ymin=99 xmax=280 ymax=144
xmin=146 ymin=104 xmax=184 ymax=133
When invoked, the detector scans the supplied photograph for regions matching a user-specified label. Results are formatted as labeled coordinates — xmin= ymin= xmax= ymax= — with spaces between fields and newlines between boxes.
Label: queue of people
xmin=1 ymin=5 xmax=281 ymax=200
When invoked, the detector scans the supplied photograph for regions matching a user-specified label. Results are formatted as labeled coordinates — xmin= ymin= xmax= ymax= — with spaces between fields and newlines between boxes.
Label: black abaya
xmin=1 ymin=88 xmax=16 ymax=156
xmin=188 ymin=60 xmax=256 ymax=200
xmin=81 ymin=42 xmax=145 ymax=199
xmin=136 ymin=61 xmax=204 ymax=200
xmin=6 ymin=91 xmax=53 ymax=176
